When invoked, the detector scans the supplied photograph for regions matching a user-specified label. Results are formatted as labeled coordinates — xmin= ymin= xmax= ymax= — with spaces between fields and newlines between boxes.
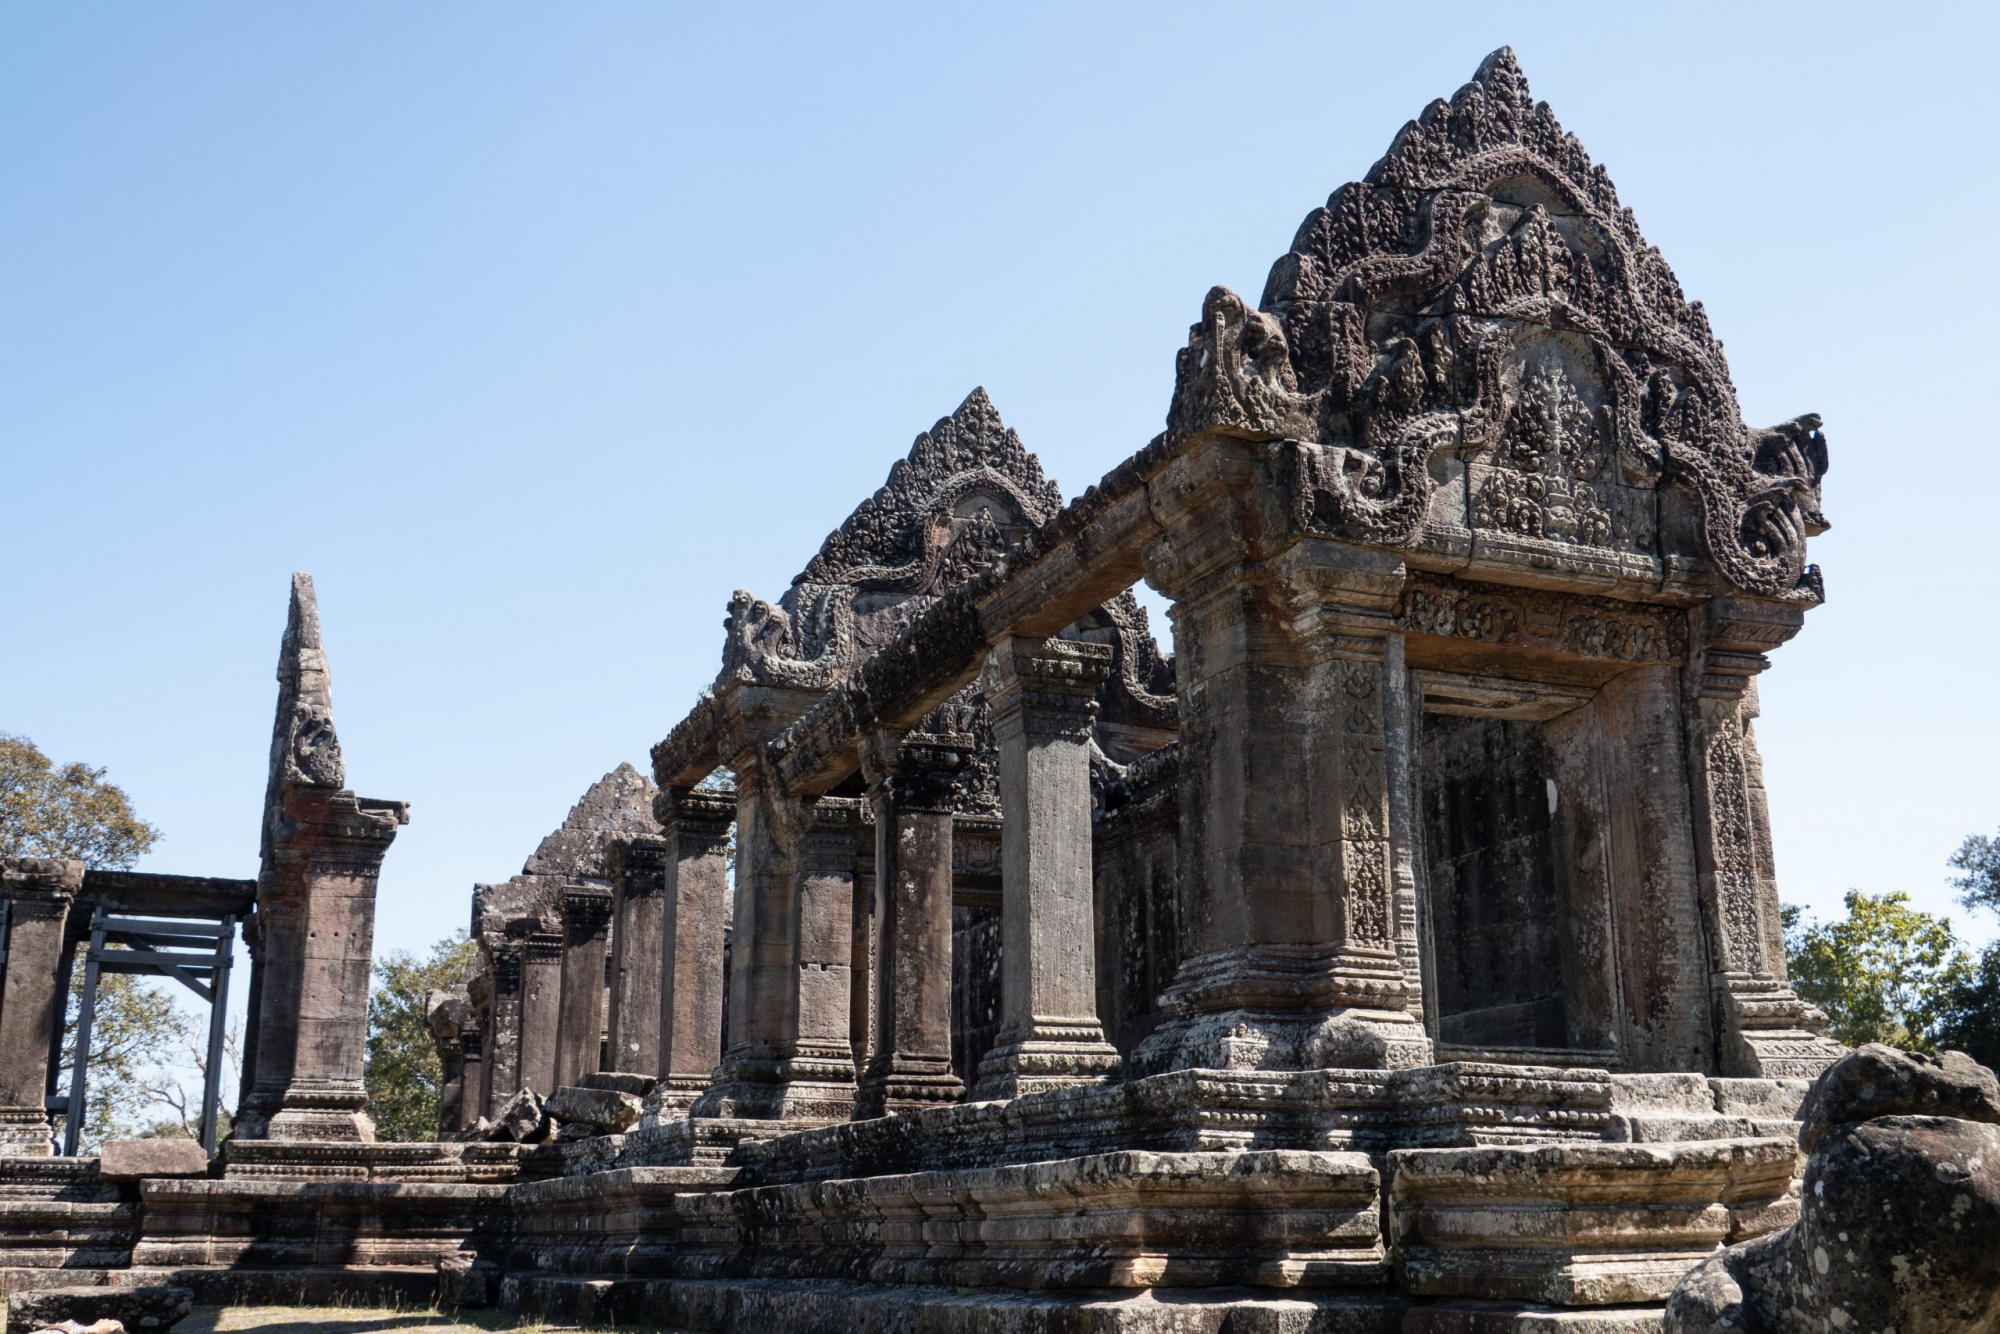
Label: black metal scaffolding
xmin=47 ymin=872 xmax=258 ymax=1157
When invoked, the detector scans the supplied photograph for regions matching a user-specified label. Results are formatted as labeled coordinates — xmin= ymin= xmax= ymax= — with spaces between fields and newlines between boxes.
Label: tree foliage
xmin=59 ymin=971 xmax=200 ymax=1150
xmin=1935 ymin=944 xmax=2000 ymax=1071
xmin=1951 ymin=828 xmax=2000 ymax=918
xmin=365 ymin=932 xmax=478 ymax=1142
xmin=1784 ymin=891 xmax=1969 ymax=1052
xmin=0 ymin=734 xmax=159 ymax=866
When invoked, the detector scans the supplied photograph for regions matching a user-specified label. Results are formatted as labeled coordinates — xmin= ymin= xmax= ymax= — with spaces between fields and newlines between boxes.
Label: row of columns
xmin=608 ymin=633 xmax=1130 ymax=1129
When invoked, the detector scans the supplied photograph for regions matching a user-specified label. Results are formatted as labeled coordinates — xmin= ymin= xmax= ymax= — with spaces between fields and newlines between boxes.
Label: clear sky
xmin=5 ymin=1 xmax=1997 ymax=986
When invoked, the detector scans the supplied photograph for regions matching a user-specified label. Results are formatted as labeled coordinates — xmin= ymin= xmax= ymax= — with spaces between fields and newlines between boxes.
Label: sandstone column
xmin=425 ymin=989 xmax=472 ymax=1136
xmin=519 ymin=925 xmax=563 ymax=1096
xmin=652 ymin=788 xmax=734 ymax=1113
xmin=690 ymin=680 xmax=860 ymax=1123
xmin=1129 ymin=437 xmax=1427 ymax=1076
xmin=605 ymin=835 xmax=671 ymax=1076
xmin=0 ymin=858 xmax=82 ymax=1156
xmin=552 ymin=882 xmax=612 ymax=1088
xmin=856 ymin=728 xmax=969 ymax=1118
xmin=689 ymin=780 xmax=860 ymax=1122
xmin=235 ymin=574 xmax=407 ymax=1143
xmin=971 ymin=637 xmax=1122 ymax=1101
xmin=481 ymin=941 xmax=524 ymax=1117
xmin=1686 ymin=597 xmax=1843 ymax=1078
xmin=456 ymin=1016 xmax=484 ymax=1132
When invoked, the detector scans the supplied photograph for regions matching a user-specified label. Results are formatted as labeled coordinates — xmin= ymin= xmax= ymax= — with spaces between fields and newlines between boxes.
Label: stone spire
xmin=260 ymin=573 xmax=344 ymax=871
xmin=234 ymin=572 xmax=407 ymax=1144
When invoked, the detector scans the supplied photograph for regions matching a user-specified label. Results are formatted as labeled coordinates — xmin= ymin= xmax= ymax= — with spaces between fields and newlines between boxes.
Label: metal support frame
xmin=56 ymin=907 xmax=238 ymax=1156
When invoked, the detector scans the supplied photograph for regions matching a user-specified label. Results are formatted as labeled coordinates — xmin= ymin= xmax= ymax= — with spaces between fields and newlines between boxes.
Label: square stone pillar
xmin=552 ymin=882 xmax=612 ymax=1089
xmin=1130 ymin=436 xmax=1427 ymax=1076
xmin=652 ymin=788 xmax=735 ymax=1114
xmin=605 ymin=835 xmax=672 ymax=1076
xmin=237 ymin=787 xmax=406 ymax=1141
xmin=0 ymin=858 xmax=82 ymax=1156
xmin=1687 ymin=598 xmax=1843 ymax=1078
xmin=481 ymin=942 xmax=523 ymax=1118
xmin=519 ymin=927 xmax=563 ymax=1097
xmin=689 ymin=775 xmax=860 ymax=1123
xmin=425 ymin=988 xmax=473 ymax=1136
xmin=456 ymin=1021 xmax=484 ymax=1133
xmin=856 ymin=729 xmax=970 ymax=1118
xmin=971 ymin=638 xmax=1122 ymax=1101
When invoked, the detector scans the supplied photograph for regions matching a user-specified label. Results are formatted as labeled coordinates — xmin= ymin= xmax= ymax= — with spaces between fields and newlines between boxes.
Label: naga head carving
xmin=1165 ymin=286 xmax=1319 ymax=447
xmin=719 ymin=590 xmax=797 ymax=685
xmin=288 ymin=706 xmax=345 ymax=787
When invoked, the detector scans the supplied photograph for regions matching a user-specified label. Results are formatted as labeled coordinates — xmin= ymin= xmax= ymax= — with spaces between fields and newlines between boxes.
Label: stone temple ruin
xmin=2 ymin=48 xmax=1995 ymax=1334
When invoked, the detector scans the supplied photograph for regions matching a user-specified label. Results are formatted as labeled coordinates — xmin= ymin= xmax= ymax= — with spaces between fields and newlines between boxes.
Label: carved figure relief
xmin=1164 ymin=48 xmax=1828 ymax=599
xmin=1470 ymin=349 xmax=1652 ymax=553
xmin=1394 ymin=574 xmax=1688 ymax=664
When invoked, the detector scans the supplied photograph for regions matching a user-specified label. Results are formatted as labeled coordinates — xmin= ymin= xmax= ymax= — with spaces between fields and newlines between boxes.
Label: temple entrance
xmin=1417 ymin=713 xmax=1571 ymax=1049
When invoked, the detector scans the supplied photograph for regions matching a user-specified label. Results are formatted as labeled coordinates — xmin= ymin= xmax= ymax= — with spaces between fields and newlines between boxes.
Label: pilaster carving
xmin=1685 ymin=597 xmax=1842 ymax=1078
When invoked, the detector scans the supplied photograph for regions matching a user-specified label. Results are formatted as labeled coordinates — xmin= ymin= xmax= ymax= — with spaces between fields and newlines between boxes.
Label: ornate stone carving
xmin=1164 ymin=48 xmax=1829 ymax=599
xmin=720 ymin=389 xmax=1063 ymax=692
xmin=1394 ymin=573 xmax=1689 ymax=664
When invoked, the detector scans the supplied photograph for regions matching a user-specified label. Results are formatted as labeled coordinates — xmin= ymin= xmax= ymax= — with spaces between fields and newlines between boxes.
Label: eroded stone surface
xmin=97 ymin=1140 xmax=207 ymax=1183
xmin=1666 ymin=1045 xmax=2000 ymax=1333
xmin=545 ymin=1086 xmax=642 ymax=1134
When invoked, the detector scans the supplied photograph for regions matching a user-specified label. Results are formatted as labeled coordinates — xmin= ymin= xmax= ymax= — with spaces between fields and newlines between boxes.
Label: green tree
xmin=58 ymin=973 xmax=199 ymax=1149
xmin=365 ymin=932 xmax=478 ymax=1142
xmin=1937 ymin=828 xmax=2000 ymax=1069
xmin=1935 ymin=946 xmax=2000 ymax=1070
xmin=1949 ymin=827 xmax=2000 ymax=918
xmin=0 ymin=734 xmax=159 ymax=865
xmin=1784 ymin=891 xmax=1970 ymax=1052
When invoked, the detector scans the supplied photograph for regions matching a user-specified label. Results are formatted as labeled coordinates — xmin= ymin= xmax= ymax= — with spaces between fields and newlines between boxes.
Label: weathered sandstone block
xmin=1390 ymin=1138 xmax=1798 ymax=1305
xmin=546 ymin=1085 xmax=643 ymax=1133
xmin=9 ymin=1284 xmax=191 ymax=1332
xmin=97 ymin=1138 xmax=208 ymax=1182
xmin=579 ymin=1070 xmax=656 ymax=1098
xmin=1666 ymin=1045 xmax=2000 ymax=1333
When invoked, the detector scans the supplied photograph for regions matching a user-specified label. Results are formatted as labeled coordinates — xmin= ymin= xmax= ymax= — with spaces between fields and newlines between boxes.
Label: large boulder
xmin=1666 ymin=1044 xmax=2000 ymax=1333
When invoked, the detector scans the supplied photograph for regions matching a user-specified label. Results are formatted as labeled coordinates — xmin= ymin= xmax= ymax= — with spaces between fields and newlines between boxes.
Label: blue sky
xmin=5 ymin=1 xmax=1997 ymax=985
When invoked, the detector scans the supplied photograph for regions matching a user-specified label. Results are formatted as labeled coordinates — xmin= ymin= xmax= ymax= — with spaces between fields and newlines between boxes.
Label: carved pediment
xmin=799 ymin=387 xmax=1062 ymax=592
xmin=721 ymin=388 xmax=1064 ymax=690
xmin=1166 ymin=48 xmax=1828 ymax=600
xmin=521 ymin=762 xmax=658 ymax=880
